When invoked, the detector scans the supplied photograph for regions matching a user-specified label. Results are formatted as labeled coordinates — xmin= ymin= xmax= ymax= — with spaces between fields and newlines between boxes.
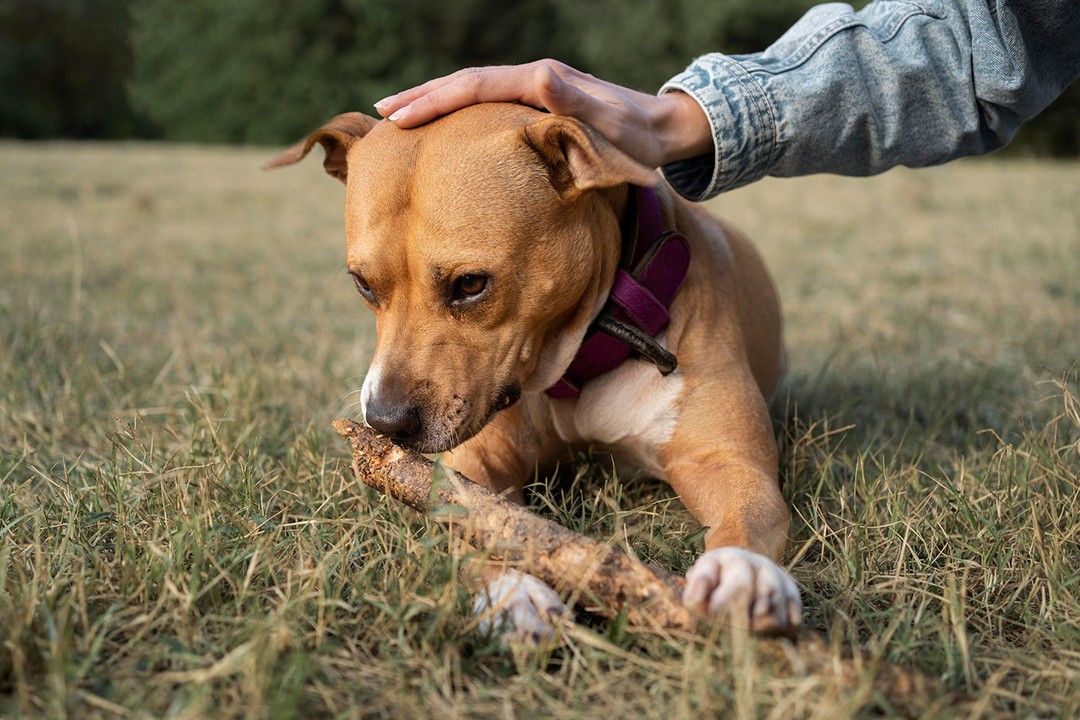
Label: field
xmin=1 ymin=141 xmax=1078 ymax=719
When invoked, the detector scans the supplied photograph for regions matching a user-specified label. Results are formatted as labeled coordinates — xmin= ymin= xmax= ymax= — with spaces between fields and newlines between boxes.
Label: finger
xmin=535 ymin=62 xmax=582 ymax=116
xmin=384 ymin=65 xmax=544 ymax=127
xmin=537 ymin=64 xmax=629 ymax=128
xmin=535 ymin=64 xmax=667 ymax=168
xmin=373 ymin=68 xmax=479 ymax=116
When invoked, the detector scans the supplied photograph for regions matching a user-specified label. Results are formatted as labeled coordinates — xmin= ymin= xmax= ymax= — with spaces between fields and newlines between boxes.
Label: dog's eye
xmin=350 ymin=272 xmax=376 ymax=304
xmin=452 ymin=274 xmax=488 ymax=300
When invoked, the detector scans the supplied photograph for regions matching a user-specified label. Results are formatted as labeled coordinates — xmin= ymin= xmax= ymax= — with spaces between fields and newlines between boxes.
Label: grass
xmin=1 ymin=140 xmax=1078 ymax=719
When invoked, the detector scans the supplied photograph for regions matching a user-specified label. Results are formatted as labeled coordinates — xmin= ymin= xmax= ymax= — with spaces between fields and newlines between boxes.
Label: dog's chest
xmin=545 ymin=358 xmax=683 ymax=476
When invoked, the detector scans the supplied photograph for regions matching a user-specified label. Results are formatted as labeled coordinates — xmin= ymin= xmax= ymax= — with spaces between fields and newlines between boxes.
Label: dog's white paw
xmin=473 ymin=571 xmax=573 ymax=645
xmin=682 ymin=547 xmax=801 ymax=633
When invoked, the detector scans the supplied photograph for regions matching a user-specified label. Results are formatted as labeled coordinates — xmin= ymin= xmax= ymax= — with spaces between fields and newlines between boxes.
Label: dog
xmin=267 ymin=103 xmax=800 ymax=640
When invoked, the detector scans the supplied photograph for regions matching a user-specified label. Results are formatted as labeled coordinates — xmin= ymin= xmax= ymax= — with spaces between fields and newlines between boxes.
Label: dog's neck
xmin=545 ymin=185 xmax=691 ymax=399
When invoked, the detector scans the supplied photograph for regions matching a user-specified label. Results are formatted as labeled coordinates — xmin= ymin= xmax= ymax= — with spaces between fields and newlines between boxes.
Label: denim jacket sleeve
xmin=659 ymin=0 xmax=1080 ymax=200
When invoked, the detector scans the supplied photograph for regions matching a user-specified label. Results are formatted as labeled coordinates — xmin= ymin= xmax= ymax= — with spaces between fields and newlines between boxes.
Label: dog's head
xmin=267 ymin=103 xmax=655 ymax=452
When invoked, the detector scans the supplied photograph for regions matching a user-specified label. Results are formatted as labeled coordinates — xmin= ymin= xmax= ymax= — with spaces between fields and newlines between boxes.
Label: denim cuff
xmin=659 ymin=53 xmax=778 ymax=200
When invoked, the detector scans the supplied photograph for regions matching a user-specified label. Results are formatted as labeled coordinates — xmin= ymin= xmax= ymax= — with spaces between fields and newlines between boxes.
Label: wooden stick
xmin=332 ymin=418 xmax=695 ymax=632
xmin=333 ymin=418 xmax=951 ymax=715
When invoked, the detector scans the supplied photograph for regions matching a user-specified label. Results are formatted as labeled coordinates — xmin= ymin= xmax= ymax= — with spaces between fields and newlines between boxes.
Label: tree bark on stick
xmin=332 ymin=418 xmax=695 ymax=632
xmin=333 ymin=418 xmax=948 ymax=716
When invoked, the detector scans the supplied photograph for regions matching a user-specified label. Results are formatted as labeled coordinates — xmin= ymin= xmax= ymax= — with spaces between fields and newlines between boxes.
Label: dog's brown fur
xmin=269 ymin=103 xmax=797 ymax=634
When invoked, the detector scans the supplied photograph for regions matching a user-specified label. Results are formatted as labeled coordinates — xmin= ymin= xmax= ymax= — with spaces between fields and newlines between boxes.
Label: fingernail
xmin=388 ymin=106 xmax=408 ymax=123
xmin=373 ymin=96 xmax=394 ymax=112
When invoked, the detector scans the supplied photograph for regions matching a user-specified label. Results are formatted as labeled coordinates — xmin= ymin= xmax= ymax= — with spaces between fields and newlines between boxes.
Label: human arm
xmin=662 ymin=0 xmax=1080 ymax=199
xmin=376 ymin=0 xmax=1080 ymax=200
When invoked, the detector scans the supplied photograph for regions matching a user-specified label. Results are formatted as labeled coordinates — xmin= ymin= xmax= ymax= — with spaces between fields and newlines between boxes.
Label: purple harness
xmin=545 ymin=185 xmax=691 ymax=399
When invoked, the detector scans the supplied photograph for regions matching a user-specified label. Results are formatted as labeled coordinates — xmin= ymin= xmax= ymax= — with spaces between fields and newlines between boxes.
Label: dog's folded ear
xmin=262 ymin=112 xmax=379 ymax=183
xmin=522 ymin=116 xmax=657 ymax=194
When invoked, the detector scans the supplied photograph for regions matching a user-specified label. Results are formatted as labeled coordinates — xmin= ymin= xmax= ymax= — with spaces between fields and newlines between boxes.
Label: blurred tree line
xmin=1 ymin=0 xmax=1076 ymax=154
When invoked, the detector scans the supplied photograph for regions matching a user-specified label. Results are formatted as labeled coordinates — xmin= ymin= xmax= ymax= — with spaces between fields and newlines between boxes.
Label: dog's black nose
xmin=364 ymin=397 xmax=422 ymax=442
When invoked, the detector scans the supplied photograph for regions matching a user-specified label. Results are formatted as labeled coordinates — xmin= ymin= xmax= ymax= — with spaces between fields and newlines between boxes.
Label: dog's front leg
xmin=660 ymin=371 xmax=802 ymax=633
xmin=443 ymin=406 xmax=573 ymax=644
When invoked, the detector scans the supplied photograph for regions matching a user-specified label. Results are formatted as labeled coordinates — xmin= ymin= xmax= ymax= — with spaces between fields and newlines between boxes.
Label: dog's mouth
xmin=383 ymin=380 xmax=522 ymax=454
xmin=431 ymin=380 xmax=520 ymax=452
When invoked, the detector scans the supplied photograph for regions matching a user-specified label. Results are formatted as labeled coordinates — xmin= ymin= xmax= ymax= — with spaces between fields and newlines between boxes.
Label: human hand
xmin=374 ymin=59 xmax=712 ymax=169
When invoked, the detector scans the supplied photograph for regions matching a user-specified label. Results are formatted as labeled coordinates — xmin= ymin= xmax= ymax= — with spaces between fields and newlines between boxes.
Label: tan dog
xmin=268 ymin=103 xmax=799 ymax=638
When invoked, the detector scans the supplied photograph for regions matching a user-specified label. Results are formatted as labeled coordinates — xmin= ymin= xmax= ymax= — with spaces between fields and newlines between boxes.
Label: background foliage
xmin=0 ymin=0 xmax=146 ymax=139
xmin=0 ymin=0 xmax=1077 ymax=153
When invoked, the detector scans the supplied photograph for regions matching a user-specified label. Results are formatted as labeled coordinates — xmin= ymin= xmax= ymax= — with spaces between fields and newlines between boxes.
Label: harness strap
xmin=545 ymin=186 xmax=691 ymax=399
xmin=609 ymin=270 xmax=669 ymax=336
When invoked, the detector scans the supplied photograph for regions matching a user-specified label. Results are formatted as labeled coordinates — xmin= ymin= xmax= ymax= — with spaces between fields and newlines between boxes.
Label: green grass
xmin=1 ymin=141 xmax=1078 ymax=718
